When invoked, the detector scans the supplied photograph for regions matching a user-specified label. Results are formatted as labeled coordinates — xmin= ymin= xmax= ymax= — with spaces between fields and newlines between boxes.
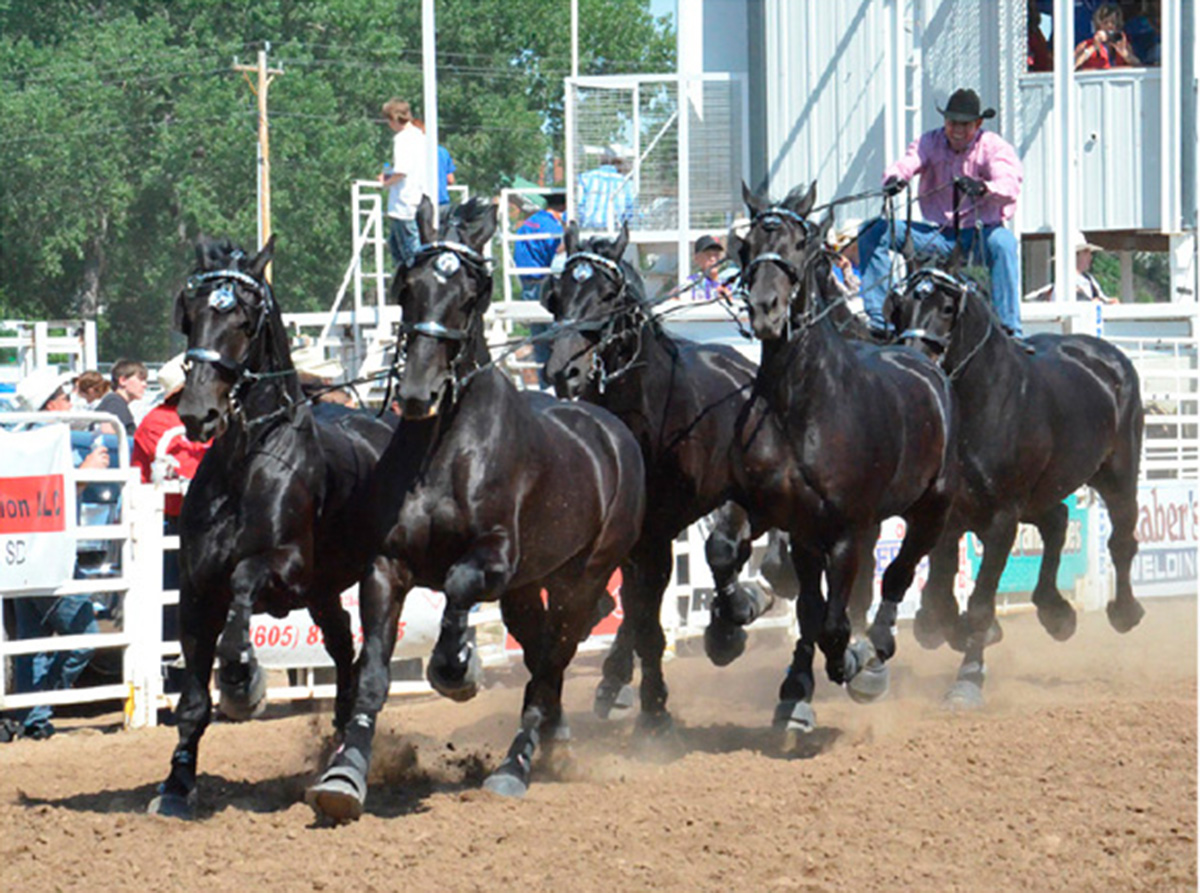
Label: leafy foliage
xmin=0 ymin=0 xmax=674 ymax=360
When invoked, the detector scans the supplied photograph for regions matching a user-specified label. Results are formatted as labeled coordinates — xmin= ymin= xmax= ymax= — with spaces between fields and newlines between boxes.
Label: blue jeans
xmin=13 ymin=594 xmax=98 ymax=730
xmin=520 ymin=280 xmax=551 ymax=385
xmin=387 ymin=217 xmax=420 ymax=268
xmin=858 ymin=218 xmax=1023 ymax=335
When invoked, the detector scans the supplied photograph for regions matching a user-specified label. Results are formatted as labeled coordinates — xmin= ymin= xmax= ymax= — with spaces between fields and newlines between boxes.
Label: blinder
xmin=181 ymin=267 xmax=277 ymax=377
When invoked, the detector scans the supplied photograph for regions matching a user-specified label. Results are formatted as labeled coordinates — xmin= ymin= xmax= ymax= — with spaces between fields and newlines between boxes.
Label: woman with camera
xmin=1074 ymin=3 xmax=1140 ymax=70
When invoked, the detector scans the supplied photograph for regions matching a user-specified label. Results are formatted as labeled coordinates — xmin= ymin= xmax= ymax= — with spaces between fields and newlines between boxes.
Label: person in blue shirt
xmin=512 ymin=193 xmax=566 ymax=384
xmin=437 ymin=145 xmax=457 ymax=216
xmin=577 ymin=146 xmax=636 ymax=230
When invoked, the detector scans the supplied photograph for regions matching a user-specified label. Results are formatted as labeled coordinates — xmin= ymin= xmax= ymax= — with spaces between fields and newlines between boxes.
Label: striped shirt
xmin=577 ymin=165 xmax=635 ymax=229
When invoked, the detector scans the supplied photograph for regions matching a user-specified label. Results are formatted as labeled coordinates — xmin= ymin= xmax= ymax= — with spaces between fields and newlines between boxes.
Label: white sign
xmin=1098 ymin=481 xmax=1199 ymax=599
xmin=0 ymin=425 xmax=75 ymax=591
xmin=251 ymin=586 xmax=446 ymax=669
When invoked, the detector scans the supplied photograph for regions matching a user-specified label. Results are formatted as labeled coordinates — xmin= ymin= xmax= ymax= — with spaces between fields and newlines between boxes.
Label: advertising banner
xmin=250 ymin=586 xmax=446 ymax=669
xmin=1099 ymin=481 xmax=1199 ymax=599
xmin=0 ymin=425 xmax=75 ymax=591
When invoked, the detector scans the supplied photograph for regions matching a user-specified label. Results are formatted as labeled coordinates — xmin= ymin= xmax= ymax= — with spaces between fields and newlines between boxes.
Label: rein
xmin=895 ymin=267 xmax=994 ymax=380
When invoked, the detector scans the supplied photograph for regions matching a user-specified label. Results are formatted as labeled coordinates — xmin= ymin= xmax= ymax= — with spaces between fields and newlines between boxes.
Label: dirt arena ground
xmin=1 ymin=596 xmax=1195 ymax=892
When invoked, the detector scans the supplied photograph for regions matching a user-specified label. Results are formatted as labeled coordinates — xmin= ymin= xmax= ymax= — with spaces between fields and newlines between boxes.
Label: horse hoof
xmin=912 ymin=608 xmax=949 ymax=650
xmin=593 ymin=679 xmax=636 ymax=720
xmin=218 ymin=663 xmax=268 ymax=722
xmin=305 ymin=765 xmax=367 ymax=824
xmin=633 ymin=710 xmax=675 ymax=739
xmin=704 ymin=619 xmax=747 ymax=667
xmin=426 ymin=645 xmax=483 ymax=702
xmin=1106 ymin=598 xmax=1145 ymax=634
xmin=773 ymin=699 xmax=816 ymax=734
xmin=483 ymin=767 xmax=529 ymax=798
xmin=943 ymin=680 xmax=985 ymax=711
xmin=1037 ymin=602 xmax=1077 ymax=641
xmin=147 ymin=790 xmax=194 ymax=820
xmin=846 ymin=656 xmax=890 ymax=705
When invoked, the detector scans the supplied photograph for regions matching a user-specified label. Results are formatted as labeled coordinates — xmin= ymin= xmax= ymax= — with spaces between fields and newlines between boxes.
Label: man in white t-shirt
xmin=381 ymin=98 xmax=428 ymax=268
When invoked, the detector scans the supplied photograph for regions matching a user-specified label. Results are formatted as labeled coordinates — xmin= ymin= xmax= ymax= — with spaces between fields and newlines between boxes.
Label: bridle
xmin=741 ymin=206 xmax=839 ymax=338
xmin=180 ymin=265 xmax=293 ymax=421
xmin=556 ymin=249 xmax=649 ymax=394
xmin=894 ymin=267 xmax=994 ymax=380
xmin=394 ymin=239 xmax=494 ymax=404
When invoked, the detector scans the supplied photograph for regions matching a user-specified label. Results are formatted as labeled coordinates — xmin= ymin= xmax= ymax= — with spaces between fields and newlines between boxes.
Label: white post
xmin=571 ymin=0 xmax=579 ymax=79
xmin=1051 ymin=0 xmax=1077 ymax=315
xmin=422 ymin=0 xmax=439 ymax=229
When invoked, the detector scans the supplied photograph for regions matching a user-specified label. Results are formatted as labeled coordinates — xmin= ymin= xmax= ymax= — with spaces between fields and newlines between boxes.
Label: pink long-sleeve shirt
xmin=884 ymin=128 xmax=1023 ymax=227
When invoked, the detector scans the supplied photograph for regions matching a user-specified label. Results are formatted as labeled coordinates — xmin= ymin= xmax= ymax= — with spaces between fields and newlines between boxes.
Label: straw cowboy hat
xmin=15 ymin=368 xmax=74 ymax=411
xmin=291 ymin=343 xmax=345 ymax=381
xmin=937 ymin=88 xmax=997 ymax=122
xmin=825 ymin=218 xmax=863 ymax=251
xmin=156 ymin=353 xmax=187 ymax=399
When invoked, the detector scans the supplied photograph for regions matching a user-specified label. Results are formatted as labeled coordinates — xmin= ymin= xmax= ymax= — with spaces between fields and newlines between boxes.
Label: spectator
xmin=95 ymin=358 xmax=147 ymax=437
xmin=512 ymin=192 xmax=567 ymax=382
xmin=69 ymin=370 xmax=110 ymax=431
xmin=1125 ymin=7 xmax=1161 ymax=66
xmin=292 ymin=343 xmax=358 ymax=417
xmin=577 ymin=145 xmax=636 ymax=230
xmin=857 ymin=87 xmax=1025 ymax=337
xmin=413 ymin=119 xmax=458 ymax=218
xmin=825 ymin=219 xmax=863 ymax=296
xmin=1024 ymin=235 xmax=1120 ymax=304
xmin=686 ymin=235 xmax=734 ymax=302
xmin=130 ymin=353 xmax=210 ymax=699
xmin=381 ymin=98 xmax=428 ymax=269
xmin=1075 ymin=3 xmax=1139 ymax=69
xmin=1 ymin=370 xmax=109 ymax=742
xmin=1027 ymin=0 xmax=1053 ymax=72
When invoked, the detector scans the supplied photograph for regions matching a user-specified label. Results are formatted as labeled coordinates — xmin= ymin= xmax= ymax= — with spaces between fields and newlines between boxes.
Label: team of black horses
xmin=150 ymin=185 xmax=1146 ymax=822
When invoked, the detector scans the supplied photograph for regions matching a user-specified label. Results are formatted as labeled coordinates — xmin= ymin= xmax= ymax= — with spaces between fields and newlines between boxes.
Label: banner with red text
xmin=0 ymin=425 xmax=75 ymax=591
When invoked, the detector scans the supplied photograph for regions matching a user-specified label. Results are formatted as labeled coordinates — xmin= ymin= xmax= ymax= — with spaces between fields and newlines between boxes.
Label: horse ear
xmin=247 ymin=235 xmax=275 ymax=280
xmin=742 ymin=180 xmax=768 ymax=217
xmin=611 ymin=221 xmax=630 ymax=260
xmin=173 ymin=289 xmax=190 ymax=336
xmin=540 ymin=275 xmax=560 ymax=317
xmin=459 ymin=198 xmax=497 ymax=251
xmin=882 ymin=290 xmax=900 ymax=333
xmin=784 ymin=180 xmax=817 ymax=217
xmin=815 ymin=213 xmax=833 ymax=249
xmin=416 ymin=196 xmax=436 ymax=245
xmin=727 ymin=230 xmax=747 ymax=269
xmin=564 ymin=220 xmax=580 ymax=256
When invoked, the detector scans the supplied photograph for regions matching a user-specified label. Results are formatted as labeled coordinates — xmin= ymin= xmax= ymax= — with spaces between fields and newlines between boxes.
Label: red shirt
xmin=1077 ymin=37 xmax=1129 ymax=70
xmin=131 ymin=403 xmax=210 ymax=516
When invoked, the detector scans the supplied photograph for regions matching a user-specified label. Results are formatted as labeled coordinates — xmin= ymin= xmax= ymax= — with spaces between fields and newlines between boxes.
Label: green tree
xmin=0 ymin=0 xmax=674 ymax=361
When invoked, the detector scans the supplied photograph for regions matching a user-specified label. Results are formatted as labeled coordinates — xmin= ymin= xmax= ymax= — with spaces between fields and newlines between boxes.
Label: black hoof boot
xmin=427 ymin=631 xmax=482 ymax=702
xmin=703 ymin=618 xmax=747 ymax=667
xmin=593 ymin=677 xmax=636 ymax=719
xmin=913 ymin=607 xmax=950 ymax=650
xmin=147 ymin=788 xmax=195 ymax=820
xmin=1106 ymin=597 xmax=1145 ymax=634
xmin=943 ymin=661 xmax=986 ymax=711
xmin=484 ymin=726 xmax=538 ymax=798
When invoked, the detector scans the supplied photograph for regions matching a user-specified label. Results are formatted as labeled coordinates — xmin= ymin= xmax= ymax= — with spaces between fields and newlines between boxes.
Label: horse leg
xmin=945 ymin=518 xmax=1018 ymax=711
xmin=759 ymin=529 xmax=800 ymax=602
xmin=620 ymin=537 xmax=675 ymax=737
xmin=774 ymin=546 xmax=824 ymax=735
xmin=594 ymin=601 xmax=637 ymax=719
xmin=913 ymin=533 xmax=962 ymax=650
xmin=704 ymin=503 xmax=773 ymax=666
xmin=1093 ymin=469 xmax=1145 ymax=633
xmin=307 ymin=587 xmax=360 ymax=736
xmin=147 ymin=585 xmax=226 ymax=818
xmin=1029 ymin=501 xmax=1078 ymax=640
xmin=307 ymin=563 xmax=410 ymax=824
xmin=483 ymin=584 xmax=566 ymax=798
xmin=847 ymin=525 xmax=879 ymax=637
xmin=427 ymin=528 xmax=516 ymax=701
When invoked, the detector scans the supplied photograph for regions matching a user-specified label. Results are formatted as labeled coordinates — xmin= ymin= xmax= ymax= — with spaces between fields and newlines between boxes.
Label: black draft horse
xmin=886 ymin=263 xmax=1145 ymax=706
xmin=306 ymin=198 xmax=645 ymax=821
xmin=149 ymin=237 xmax=403 ymax=818
xmin=542 ymin=223 xmax=778 ymax=732
xmin=731 ymin=181 xmax=956 ymax=733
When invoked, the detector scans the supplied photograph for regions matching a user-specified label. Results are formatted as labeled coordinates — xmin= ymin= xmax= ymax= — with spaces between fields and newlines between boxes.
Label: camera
xmin=1101 ymin=28 xmax=1123 ymax=43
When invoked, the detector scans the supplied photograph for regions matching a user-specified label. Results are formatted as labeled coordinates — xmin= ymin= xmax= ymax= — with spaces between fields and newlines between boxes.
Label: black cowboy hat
xmin=937 ymin=88 xmax=996 ymax=122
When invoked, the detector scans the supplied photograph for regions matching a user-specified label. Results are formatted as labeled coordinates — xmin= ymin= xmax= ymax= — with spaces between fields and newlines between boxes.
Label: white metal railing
xmin=0 ymin=320 xmax=99 ymax=386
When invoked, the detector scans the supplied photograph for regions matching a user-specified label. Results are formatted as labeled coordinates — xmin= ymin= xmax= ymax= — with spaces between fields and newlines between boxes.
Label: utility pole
xmin=234 ymin=44 xmax=283 ymax=276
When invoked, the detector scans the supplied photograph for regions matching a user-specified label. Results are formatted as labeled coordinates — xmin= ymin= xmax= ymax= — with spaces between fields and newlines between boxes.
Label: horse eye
xmin=434 ymin=252 xmax=461 ymax=280
xmin=208 ymin=284 xmax=237 ymax=312
xmin=572 ymin=262 xmax=594 ymax=282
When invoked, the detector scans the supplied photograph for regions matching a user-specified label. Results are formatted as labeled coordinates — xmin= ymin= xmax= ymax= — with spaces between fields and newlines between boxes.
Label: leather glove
xmin=882 ymin=176 xmax=907 ymax=198
xmin=955 ymin=175 xmax=988 ymax=198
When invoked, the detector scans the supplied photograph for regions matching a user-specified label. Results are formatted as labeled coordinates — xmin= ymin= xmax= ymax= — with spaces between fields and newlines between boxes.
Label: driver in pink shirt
xmin=857 ymin=88 xmax=1025 ymax=337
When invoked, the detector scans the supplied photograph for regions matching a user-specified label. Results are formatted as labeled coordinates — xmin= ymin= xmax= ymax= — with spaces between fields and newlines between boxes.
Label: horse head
xmin=544 ymin=221 xmax=646 ymax=399
xmin=735 ymin=180 xmax=822 ymax=341
xmin=173 ymin=235 xmax=288 ymax=442
xmin=886 ymin=262 xmax=978 ymax=363
xmin=392 ymin=196 xmax=496 ymax=418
